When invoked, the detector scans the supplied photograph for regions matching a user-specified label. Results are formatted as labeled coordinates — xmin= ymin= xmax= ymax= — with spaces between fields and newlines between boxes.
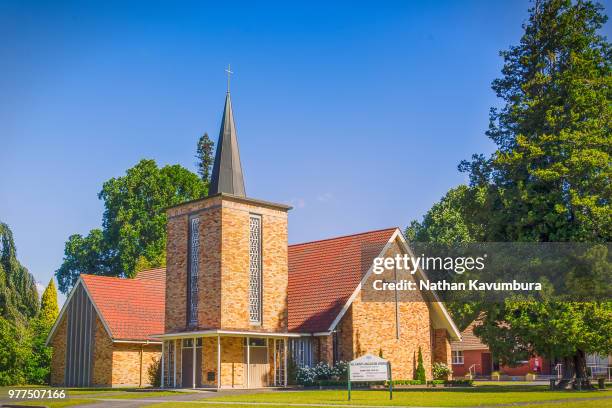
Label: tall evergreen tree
xmin=456 ymin=0 xmax=611 ymax=386
xmin=0 ymin=222 xmax=39 ymax=323
xmin=0 ymin=223 xmax=38 ymax=385
xmin=39 ymin=280 xmax=59 ymax=328
xmin=196 ymin=132 xmax=214 ymax=184
xmin=27 ymin=280 xmax=59 ymax=384
xmin=460 ymin=0 xmax=611 ymax=242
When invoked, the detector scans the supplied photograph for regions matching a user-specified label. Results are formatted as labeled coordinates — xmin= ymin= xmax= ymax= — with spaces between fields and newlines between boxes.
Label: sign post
xmin=348 ymin=354 xmax=392 ymax=401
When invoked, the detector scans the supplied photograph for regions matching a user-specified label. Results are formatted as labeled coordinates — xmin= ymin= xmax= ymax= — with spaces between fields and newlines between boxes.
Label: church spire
xmin=209 ymin=66 xmax=246 ymax=197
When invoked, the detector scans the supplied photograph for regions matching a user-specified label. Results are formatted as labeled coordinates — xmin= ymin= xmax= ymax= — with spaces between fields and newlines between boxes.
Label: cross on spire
xmin=225 ymin=64 xmax=234 ymax=93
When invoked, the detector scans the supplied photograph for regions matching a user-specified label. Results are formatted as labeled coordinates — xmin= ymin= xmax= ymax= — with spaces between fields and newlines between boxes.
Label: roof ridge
xmin=289 ymin=227 xmax=398 ymax=248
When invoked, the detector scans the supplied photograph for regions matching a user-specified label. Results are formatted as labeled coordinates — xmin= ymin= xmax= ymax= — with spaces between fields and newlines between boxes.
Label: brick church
xmin=47 ymin=87 xmax=460 ymax=388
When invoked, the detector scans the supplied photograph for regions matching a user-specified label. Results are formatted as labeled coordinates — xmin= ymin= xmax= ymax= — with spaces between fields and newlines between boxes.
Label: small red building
xmin=451 ymin=321 xmax=550 ymax=378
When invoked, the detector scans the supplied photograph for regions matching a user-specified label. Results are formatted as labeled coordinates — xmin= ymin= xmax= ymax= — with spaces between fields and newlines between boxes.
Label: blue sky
xmin=2 ymin=1 xmax=609 ymax=303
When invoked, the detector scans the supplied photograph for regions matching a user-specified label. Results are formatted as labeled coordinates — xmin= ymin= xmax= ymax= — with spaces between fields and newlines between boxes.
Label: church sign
xmin=347 ymin=354 xmax=392 ymax=400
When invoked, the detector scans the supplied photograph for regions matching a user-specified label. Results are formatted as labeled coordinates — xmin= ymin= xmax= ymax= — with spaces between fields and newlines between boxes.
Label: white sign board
xmin=349 ymin=354 xmax=389 ymax=382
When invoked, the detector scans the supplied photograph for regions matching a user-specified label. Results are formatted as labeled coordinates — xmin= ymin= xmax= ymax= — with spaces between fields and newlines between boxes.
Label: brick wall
xmin=220 ymin=336 xmax=245 ymax=387
xmin=165 ymin=195 xmax=289 ymax=333
xmin=202 ymin=337 xmax=217 ymax=386
xmin=317 ymin=336 xmax=334 ymax=365
xmin=91 ymin=316 xmax=113 ymax=386
xmin=433 ymin=328 xmax=452 ymax=367
xmin=49 ymin=315 xmax=67 ymax=386
xmin=112 ymin=343 xmax=161 ymax=387
xmin=166 ymin=197 xmax=225 ymax=333
xmin=451 ymin=349 xmax=483 ymax=377
xmin=220 ymin=199 xmax=288 ymax=331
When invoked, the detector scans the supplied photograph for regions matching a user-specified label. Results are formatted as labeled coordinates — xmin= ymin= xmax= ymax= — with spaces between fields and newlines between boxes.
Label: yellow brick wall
xmin=111 ymin=343 xmax=161 ymax=387
xmin=220 ymin=336 xmax=246 ymax=387
xmin=220 ymin=200 xmax=288 ymax=331
xmin=91 ymin=316 xmax=113 ymax=386
xmin=49 ymin=314 xmax=67 ymax=386
xmin=433 ymin=328 xmax=452 ymax=367
xmin=165 ymin=195 xmax=289 ymax=333
xmin=202 ymin=338 xmax=216 ymax=386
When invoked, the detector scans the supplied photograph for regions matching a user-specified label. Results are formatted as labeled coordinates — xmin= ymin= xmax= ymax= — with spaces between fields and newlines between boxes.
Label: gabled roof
xmin=287 ymin=228 xmax=397 ymax=332
xmin=81 ymin=272 xmax=165 ymax=342
xmin=47 ymin=268 xmax=165 ymax=345
xmin=451 ymin=320 xmax=488 ymax=351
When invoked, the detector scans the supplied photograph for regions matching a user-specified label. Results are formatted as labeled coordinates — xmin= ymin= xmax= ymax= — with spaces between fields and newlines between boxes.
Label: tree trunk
xmin=556 ymin=350 xmax=592 ymax=389
xmin=573 ymin=349 xmax=592 ymax=389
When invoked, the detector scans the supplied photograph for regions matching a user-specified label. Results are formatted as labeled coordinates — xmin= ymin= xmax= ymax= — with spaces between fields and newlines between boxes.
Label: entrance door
xmin=245 ymin=338 xmax=268 ymax=388
xmin=181 ymin=339 xmax=202 ymax=388
xmin=481 ymin=352 xmax=492 ymax=376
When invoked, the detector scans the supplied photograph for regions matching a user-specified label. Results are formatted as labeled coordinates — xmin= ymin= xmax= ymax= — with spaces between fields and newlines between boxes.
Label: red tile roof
xmin=287 ymin=228 xmax=397 ymax=332
xmin=451 ymin=320 xmax=487 ymax=351
xmin=81 ymin=269 xmax=165 ymax=341
xmin=74 ymin=228 xmax=398 ymax=338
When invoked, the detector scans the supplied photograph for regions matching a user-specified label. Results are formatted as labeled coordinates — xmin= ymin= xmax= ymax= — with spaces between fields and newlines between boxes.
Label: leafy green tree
xmin=0 ymin=316 xmax=31 ymax=385
xmin=406 ymin=186 xmax=482 ymax=245
xmin=55 ymin=229 xmax=111 ymax=297
xmin=196 ymin=132 xmax=214 ymax=183
xmin=0 ymin=222 xmax=39 ymax=323
xmin=56 ymin=159 xmax=206 ymax=293
xmin=414 ymin=347 xmax=426 ymax=382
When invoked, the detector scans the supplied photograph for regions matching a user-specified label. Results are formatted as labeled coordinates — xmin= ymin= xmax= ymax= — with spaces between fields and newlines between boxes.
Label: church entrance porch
xmin=157 ymin=331 xmax=292 ymax=389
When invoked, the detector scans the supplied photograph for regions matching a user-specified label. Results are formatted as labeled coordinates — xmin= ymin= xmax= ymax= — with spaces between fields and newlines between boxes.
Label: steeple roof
xmin=209 ymin=92 xmax=246 ymax=197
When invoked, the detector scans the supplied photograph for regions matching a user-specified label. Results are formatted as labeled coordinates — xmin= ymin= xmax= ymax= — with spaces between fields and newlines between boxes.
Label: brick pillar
xmin=317 ymin=336 xmax=334 ymax=365
xmin=433 ymin=329 xmax=451 ymax=367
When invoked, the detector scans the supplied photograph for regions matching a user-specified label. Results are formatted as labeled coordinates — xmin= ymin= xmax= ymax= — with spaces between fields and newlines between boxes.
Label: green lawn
xmin=146 ymin=402 xmax=611 ymax=408
xmin=203 ymin=387 xmax=612 ymax=407
xmin=97 ymin=390 xmax=191 ymax=399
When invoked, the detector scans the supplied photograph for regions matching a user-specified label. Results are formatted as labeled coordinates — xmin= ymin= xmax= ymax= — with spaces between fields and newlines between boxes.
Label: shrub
xmin=147 ymin=357 xmax=161 ymax=387
xmin=444 ymin=379 xmax=473 ymax=386
xmin=389 ymin=379 xmax=426 ymax=385
xmin=432 ymin=362 xmax=452 ymax=380
xmin=414 ymin=347 xmax=426 ymax=382
xmin=295 ymin=361 xmax=348 ymax=386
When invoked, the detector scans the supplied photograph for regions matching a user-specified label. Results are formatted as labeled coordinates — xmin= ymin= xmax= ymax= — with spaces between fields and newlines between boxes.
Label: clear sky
xmin=2 ymin=1 xmax=610 ymax=303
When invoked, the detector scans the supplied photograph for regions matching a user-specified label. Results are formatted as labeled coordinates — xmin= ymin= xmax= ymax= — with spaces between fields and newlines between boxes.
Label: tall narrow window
xmin=188 ymin=216 xmax=200 ymax=327
xmin=249 ymin=214 xmax=262 ymax=324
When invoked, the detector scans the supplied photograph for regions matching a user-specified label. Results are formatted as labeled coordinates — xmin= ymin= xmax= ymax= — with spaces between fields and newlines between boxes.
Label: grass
xmin=203 ymin=386 xmax=612 ymax=407
xmin=146 ymin=402 xmax=612 ymax=408
xmin=97 ymin=390 xmax=191 ymax=399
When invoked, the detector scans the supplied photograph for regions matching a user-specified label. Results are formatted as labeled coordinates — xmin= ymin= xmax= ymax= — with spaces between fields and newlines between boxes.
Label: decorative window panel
xmin=188 ymin=217 xmax=200 ymax=327
xmin=249 ymin=214 xmax=262 ymax=324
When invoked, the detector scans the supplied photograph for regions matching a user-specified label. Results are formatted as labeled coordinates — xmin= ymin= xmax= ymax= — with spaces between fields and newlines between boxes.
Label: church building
xmin=47 ymin=86 xmax=460 ymax=389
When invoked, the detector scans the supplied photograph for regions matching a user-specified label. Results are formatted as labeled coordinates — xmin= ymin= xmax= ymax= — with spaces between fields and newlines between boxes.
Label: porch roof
xmin=152 ymin=329 xmax=305 ymax=340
